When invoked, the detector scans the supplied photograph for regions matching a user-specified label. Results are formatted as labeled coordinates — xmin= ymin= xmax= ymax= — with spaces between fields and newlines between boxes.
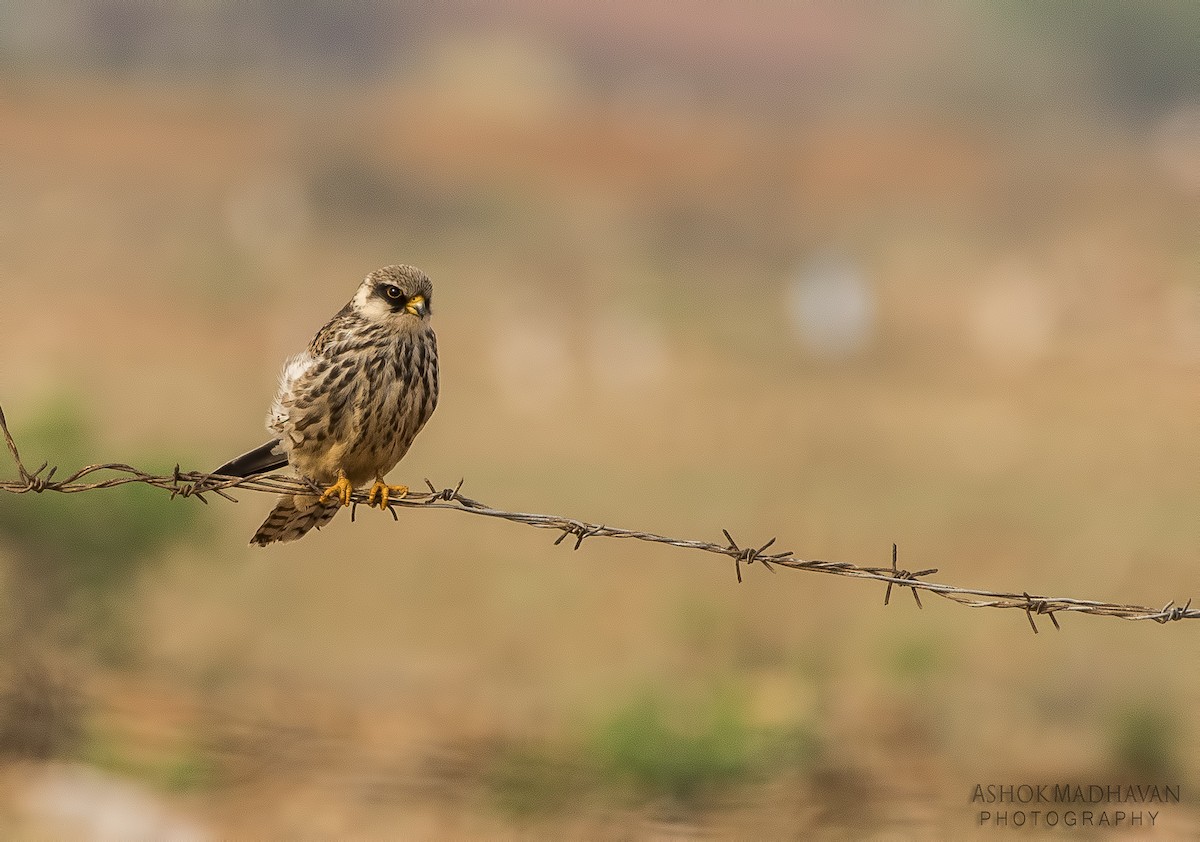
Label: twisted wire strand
xmin=1 ymin=404 xmax=1194 ymax=630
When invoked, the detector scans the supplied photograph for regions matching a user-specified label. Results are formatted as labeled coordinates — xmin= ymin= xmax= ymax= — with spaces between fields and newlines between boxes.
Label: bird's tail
xmin=250 ymin=494 xmax=340 ymax=546
xmin=213 ymin=439 xmax=288 ymax=478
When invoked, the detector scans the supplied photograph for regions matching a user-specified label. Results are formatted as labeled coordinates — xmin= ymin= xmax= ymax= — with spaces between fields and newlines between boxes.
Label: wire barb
xmin=0 ymin=403 xmax=1195 ymax=628
xmin=721 ymin=530 xmax=789 ymax=583
xmin=883 ymin=544 xmax=936 ymax=609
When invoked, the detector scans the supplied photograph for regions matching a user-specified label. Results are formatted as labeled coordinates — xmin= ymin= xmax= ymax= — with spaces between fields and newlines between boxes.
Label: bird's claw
xmin=319 ymin=474 xmax=354 ymax=507
xmin=367 ymin=481 xmax=408 ymax=509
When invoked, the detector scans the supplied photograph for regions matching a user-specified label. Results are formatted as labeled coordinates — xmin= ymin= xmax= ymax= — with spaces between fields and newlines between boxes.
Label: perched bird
xmin=214 ymin=265 xmax=439 ymax=546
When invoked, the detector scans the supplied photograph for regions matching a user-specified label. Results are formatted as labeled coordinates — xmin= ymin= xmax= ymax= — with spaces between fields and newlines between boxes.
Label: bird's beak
xmin=405 ymin=295 xmax=427 ymax=317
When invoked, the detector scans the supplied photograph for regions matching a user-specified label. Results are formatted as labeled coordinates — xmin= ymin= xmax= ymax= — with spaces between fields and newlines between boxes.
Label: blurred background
xmin=1 ymin=1 xmax=1198 ymax=837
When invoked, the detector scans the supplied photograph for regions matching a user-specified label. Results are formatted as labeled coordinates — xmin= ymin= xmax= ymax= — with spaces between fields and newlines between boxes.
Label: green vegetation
xmin=885 ymin=635 xmax=948 ymax=685
xmin=588 ymin=689 xmax=760 ymax=806
xmin=0 ymin=396 xmax=201 ymax=601
xmin=483 ymin=686 xmax=822 ymax=818
xmin=82 ymin=724 xmax=220 ymax=793
xmin=1109 ymin=703 xmax=1179 ymax=777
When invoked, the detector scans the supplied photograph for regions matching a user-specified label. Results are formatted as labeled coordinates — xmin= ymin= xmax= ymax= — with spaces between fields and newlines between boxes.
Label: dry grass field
xmin=1 ymin=5 xmax=1198 ymax=837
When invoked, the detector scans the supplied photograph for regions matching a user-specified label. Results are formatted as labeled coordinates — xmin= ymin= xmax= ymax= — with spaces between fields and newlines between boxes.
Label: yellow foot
xmin=367 ymin=480 xmax=409 ymax=509
xmin=318 ymin=473 xmax=354 ymax=507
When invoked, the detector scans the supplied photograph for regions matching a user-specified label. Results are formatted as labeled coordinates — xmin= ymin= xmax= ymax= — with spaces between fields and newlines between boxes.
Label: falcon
xmin=214 ymin=265 xmax=439 ymax=545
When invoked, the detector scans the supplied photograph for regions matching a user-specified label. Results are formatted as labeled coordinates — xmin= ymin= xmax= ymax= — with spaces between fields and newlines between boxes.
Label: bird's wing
xmin=308 ymin=304 xmax=356 ymax=356
xmin=212 ymin=439 xmax=288 ymax=478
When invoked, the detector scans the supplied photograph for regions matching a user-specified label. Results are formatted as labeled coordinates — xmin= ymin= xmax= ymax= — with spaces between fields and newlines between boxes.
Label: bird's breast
xmin=350 ymin=328 xmax=438 ymax=475
xmin=277 ymin=325 xmax=437 ymax=484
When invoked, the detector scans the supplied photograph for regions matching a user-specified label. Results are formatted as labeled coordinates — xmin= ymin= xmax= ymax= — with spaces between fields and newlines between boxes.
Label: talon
xmin=319 ymin=472 xmax=354 ymax=507
xmin=368 ymin=480 xmax=408 ymax=509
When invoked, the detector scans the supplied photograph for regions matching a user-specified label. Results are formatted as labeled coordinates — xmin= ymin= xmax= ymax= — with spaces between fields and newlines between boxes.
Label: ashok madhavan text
xmin=972 ymin=784 xmax=1180 ymax=805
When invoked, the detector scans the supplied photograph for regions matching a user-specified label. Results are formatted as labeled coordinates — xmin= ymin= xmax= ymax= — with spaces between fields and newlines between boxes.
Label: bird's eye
xmin=383 ymin=285 xmax=404 ymax=300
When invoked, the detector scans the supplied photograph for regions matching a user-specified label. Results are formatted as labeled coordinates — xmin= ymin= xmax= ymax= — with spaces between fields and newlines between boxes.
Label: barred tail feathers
xmin=250 ymin=494 xmax=340 ymax=546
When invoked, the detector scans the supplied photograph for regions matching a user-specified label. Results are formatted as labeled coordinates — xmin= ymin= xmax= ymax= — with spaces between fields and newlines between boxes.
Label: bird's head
xmin=353 ymin=264 xmax=434 ymax=328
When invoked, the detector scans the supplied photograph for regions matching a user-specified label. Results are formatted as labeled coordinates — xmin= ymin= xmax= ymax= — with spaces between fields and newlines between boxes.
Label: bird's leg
xmin=318 ymin=469 xmax=354 ymax=507
xmin=367 ymin=477 xmax=409 ymax=509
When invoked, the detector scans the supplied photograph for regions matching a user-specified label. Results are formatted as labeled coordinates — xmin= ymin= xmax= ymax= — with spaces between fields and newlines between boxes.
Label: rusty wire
xmin=0 ymin=404 xmax=1195 ymax=630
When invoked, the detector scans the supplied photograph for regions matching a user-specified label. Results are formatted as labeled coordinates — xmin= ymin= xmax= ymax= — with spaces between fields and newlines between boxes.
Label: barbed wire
xmin=0 ymin=404 xmax=1195 ymax=630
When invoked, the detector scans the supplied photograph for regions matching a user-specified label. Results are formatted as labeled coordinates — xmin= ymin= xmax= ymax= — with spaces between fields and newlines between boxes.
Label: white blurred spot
xmin=969 ymin=265 xmax=1057 ymax=370
xmin=489 ymin=316 xmax=573 ymax=414
xmin=20 ymin=765 xmax=209 ymax=842
xmin=786 ymin=254 xmax=876 ymax=357
xmin=586 ymin=311 xmax=670 ymax=396
xmin=1152 ymin=103 xmax=1200 ymax=195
